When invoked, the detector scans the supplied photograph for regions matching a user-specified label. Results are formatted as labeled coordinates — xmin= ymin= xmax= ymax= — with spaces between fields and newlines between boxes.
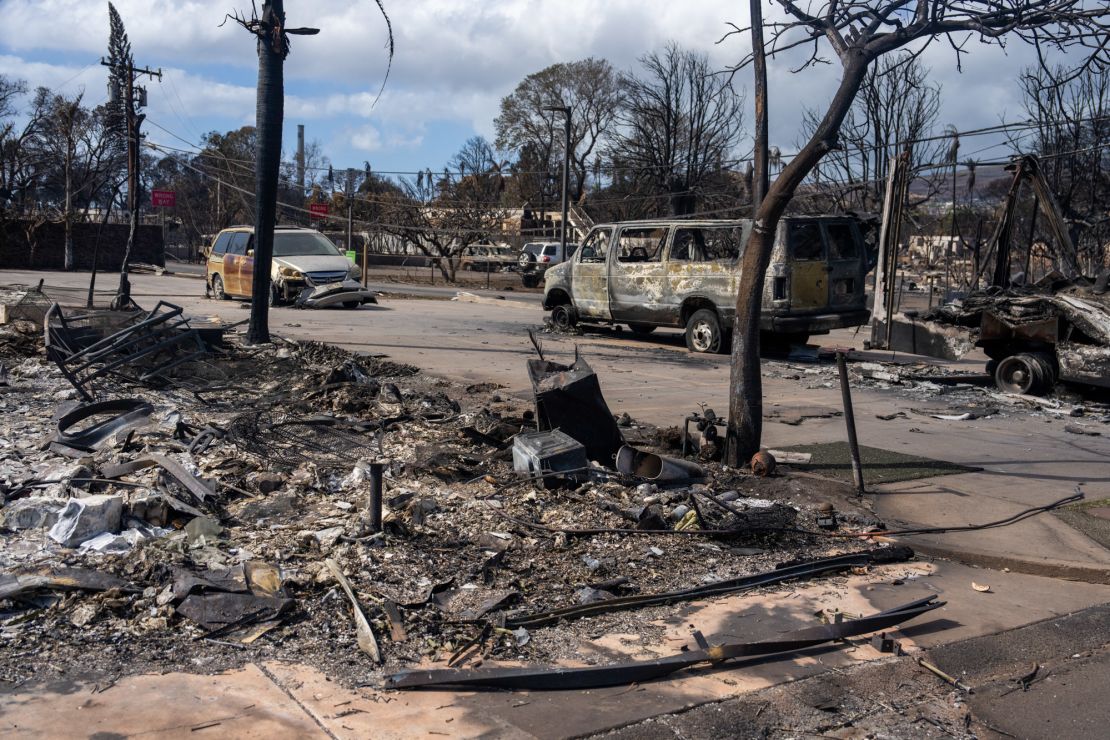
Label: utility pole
xmin=346 ymin=166 xmax=355 ymax=256
xmin=544 ymin=106 xmax=571 ymax=259
xmin=102 ymin=55 xmax=161 ymax=307
xmin=749 ymin=0 xmax=769 ymax=216
xmin=296 ymin=124 xmax=306 ymax=223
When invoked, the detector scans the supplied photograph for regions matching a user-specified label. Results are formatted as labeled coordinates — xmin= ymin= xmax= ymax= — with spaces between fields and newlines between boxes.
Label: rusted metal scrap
xmin=223 ymin=411 xmax=383 ymax=471
xmin=384 ymin=596 xmax=944 ymax=690
xmin=615 ymin=444 xmax=705 ymax=483
xmin=527 ymin=352 xmax=624 ymax=464
xmin=49 ymin=399 xmax=154 ymax=455
xmin=504 ymin=546 xmax=914 ymax=629
xmin=44 ymin=301 xmax=210 ymax=401
xmin=0 ymin=566 xmax=138 ymax=601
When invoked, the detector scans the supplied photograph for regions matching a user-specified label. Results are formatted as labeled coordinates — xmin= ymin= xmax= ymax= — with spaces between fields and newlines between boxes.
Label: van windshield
xmin=274 ymin=232 xmax=343 ymax=257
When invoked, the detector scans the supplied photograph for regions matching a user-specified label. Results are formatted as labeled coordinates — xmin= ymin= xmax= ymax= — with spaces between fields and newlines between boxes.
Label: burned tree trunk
xmin=727 ymin=56 xmax=869 ymax=465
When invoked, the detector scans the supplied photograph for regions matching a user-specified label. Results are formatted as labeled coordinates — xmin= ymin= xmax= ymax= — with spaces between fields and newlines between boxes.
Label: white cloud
xmin=348 ymin=124 xmax=382 ymax=153
xmin=0 ymin=1 xmax=1088 ymax=169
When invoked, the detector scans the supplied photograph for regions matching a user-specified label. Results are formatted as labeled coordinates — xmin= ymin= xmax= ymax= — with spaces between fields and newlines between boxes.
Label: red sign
xmin=151 ymin=189 xmax=176 ymax=208
xmin=309 ymin=203 xmax=330 ymax=219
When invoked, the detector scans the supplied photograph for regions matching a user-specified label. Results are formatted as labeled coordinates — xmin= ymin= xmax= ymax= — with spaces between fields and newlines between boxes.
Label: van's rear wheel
xmin=551 ymin=304 xmax=577 ymax=331
xmin=685 ymin=309 xmax=726 ymax=354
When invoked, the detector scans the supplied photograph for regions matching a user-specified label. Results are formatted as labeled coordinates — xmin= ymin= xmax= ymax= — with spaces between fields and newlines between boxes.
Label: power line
xmin=145 ymin=113 xmax=1110 ymax=182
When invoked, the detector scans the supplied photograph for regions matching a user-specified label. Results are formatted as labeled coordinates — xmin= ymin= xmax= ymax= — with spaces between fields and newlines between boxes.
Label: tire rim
xmin=691 ymin=321 xmax=716 ymax=352
xmin=552 ymin=306 xmax=570 ymax=329
xmin=998 ymin=357 xmax=1035 ymax=394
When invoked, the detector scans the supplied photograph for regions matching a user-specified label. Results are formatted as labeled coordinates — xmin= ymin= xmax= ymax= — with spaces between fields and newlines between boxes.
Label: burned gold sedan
xmin=206 ymin=225 xmax=377 ymax=309
xmin=542 ymin=218 xmax=871 ymax=353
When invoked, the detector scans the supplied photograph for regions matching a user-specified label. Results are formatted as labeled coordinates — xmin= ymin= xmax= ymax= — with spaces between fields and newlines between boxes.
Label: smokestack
xmin=296 ymin=124 xmax=305 ymax=194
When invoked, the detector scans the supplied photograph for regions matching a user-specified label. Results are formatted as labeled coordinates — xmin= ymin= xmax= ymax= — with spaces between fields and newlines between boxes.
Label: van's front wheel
xmin=551 ymin=304 xmax=577 ymax=331
xmin=685 ymin=309 xmax=726 ymax=354
xmin=211 ymin=274 xmax=228 ymax=301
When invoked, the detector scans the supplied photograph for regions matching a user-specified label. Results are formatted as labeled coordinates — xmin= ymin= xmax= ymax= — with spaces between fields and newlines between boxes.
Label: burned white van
xmin=541 ymin=217 xmax=871 ymax=353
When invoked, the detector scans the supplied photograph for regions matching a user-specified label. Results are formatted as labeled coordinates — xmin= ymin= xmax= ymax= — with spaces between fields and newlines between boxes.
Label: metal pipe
xmin=836 ymin=352 xmax=865 ymax=494
xmin=368 ymin=462 xmax=385 ymax=533
xmin=544 ymin=105 xmax=571 ymax=266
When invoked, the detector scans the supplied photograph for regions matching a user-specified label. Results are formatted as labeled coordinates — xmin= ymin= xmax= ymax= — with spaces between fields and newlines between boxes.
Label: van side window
xmin=671 ymin=227 xmax=742 ymax=262
xmin=227 ymin=233 xmax=249 ymax=256
xmin=790 ymin=222 xmax=824 ymax=261
xmin=825 ymin=222 xmax=859 ymax=261
xmin=578 ymin=228 xmax=612 ymax=263
xmin=211 ymin=233 xmax=232 ymax=256
xmin=616 ymin=227 xmax=667 ymax=263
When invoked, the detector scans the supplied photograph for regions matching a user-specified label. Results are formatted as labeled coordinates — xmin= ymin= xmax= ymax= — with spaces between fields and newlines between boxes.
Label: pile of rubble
xmin=1 ymin=297 xmax=935 ymax=690
xmin=762 ymin=350 xmax=1110 ymax=434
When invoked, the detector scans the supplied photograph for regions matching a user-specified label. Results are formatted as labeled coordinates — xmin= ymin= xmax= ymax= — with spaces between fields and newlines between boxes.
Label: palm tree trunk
xmin=247 ymin=0 xmax=286 ymax=345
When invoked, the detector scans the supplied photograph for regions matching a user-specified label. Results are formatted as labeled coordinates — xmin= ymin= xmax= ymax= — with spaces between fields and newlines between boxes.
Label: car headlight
xmin=279 ymin=266 xmax=303 ymax=278
xmin=348 ymin=263 xmax=361 ymax=279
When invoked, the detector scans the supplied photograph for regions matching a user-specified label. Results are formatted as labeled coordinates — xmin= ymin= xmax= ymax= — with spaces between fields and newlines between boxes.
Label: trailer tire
xmin=995 ymin=352 xmax=1055 ymax=396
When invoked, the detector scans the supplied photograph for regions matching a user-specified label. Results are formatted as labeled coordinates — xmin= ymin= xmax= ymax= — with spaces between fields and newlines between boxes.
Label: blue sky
xmin=0 ymin=1 xmax=1071 ymax=185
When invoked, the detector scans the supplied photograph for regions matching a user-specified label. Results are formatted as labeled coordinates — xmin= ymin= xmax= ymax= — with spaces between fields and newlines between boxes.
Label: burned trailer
xmin=869 ymin=152 xmax=1110 ymax=396
xmin=926 ymin=286 xmax=1110 ymax=395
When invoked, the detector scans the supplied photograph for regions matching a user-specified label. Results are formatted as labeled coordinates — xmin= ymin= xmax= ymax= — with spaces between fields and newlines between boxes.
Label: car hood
xmin=272 ymin=255 xmax=353 ymax=274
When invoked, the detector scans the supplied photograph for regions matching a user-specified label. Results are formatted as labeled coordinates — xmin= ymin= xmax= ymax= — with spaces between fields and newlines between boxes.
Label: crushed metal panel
xmin=294 ymin=280 xmax=378 ymax=309
xmin=980 ymin=311 xmax=1059 ymax=345
xmin=527 ymin=355 xmax=624 ymax=465
xmin=384 ymin=596 xmax=944 ymax=690
xmin=1050 ymin=293 xmax=1110 ymax=345
xmin=0 ymin=566 xmax=138 ymax=600
xmin=871 ymin=314 xmax=976 ymax=361
xmin=1057 ymin=341 xmax=1110 ymax=388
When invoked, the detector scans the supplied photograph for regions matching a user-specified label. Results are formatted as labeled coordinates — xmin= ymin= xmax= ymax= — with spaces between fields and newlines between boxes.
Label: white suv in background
xmin=518 ymin=241 xmax=578 ymax=287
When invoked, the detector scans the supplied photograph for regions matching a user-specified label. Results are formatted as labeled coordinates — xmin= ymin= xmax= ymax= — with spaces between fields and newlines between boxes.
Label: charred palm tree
xmin=230 ymin=1 xmax=392 ymax=344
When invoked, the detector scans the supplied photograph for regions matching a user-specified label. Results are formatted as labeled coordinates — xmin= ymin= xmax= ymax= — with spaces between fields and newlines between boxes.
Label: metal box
xmin=512 ymin=429 xmax=588 ymax=488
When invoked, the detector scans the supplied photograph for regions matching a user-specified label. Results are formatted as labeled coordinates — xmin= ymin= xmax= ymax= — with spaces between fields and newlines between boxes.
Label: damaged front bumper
xmin=293 ymin=279 xmax=378 ymax=309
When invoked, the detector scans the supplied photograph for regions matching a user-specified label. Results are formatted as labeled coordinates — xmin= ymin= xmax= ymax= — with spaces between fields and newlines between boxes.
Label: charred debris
xmin=0 ymin=288 xmax=1082 ymax=691
xmin=870 ymin=153 xmax=1110 ymax=400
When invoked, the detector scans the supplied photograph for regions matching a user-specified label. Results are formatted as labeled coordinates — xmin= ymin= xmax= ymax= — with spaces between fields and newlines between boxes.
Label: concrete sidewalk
xmin=4 ymin=561 xmax=1109 ymax=739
